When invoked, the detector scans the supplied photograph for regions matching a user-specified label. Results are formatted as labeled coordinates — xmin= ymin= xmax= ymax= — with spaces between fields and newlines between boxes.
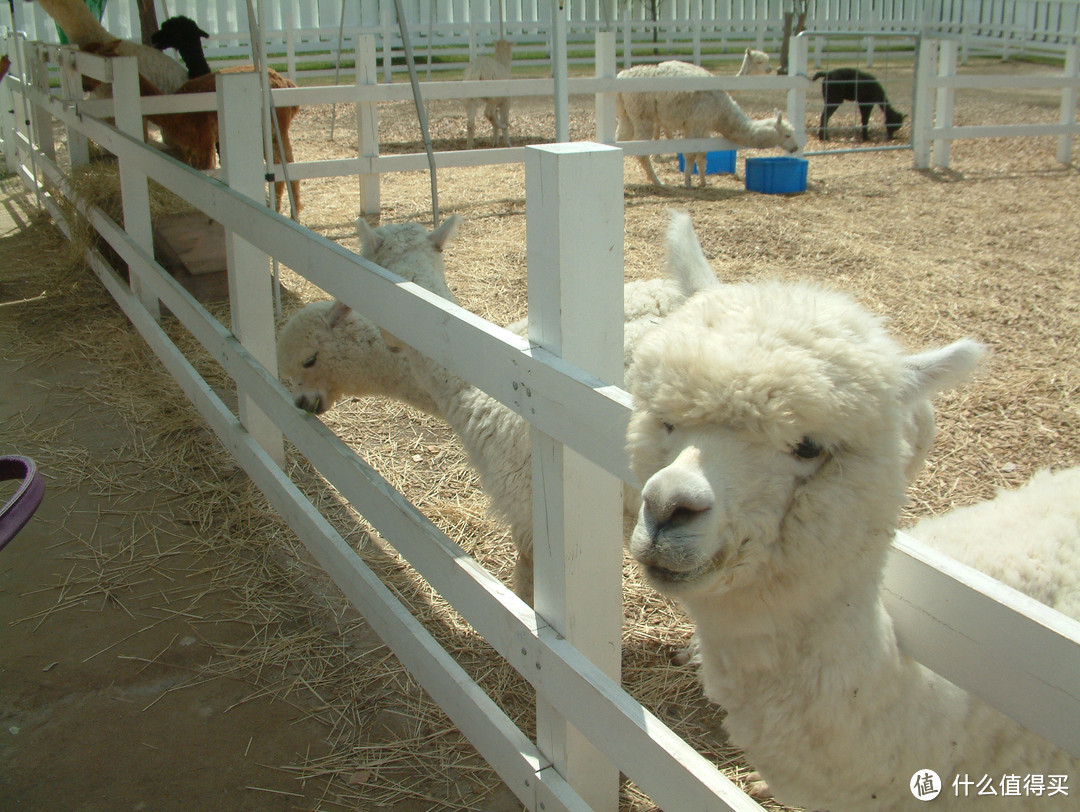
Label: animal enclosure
xmin=2 ymin=22 xmax=1079 ymax=812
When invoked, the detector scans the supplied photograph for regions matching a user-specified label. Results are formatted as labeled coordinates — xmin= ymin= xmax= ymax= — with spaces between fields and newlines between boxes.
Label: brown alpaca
xmin=82 ymin=41 xmax=301 ymax=217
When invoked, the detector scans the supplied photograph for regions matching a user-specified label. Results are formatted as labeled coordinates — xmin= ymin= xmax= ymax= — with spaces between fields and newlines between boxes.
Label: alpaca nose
xmin=296 ymin=393 xmax=324 ymax=414
xmin=640 ymin=447 xmax=714 ymax=533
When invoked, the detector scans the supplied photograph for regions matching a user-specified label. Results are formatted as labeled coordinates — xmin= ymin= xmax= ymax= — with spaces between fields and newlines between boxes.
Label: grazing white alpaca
xmin=911 ymin=466 xmax=1080 ymax=619
xmin=463 ymin=39 xmax=512 ymax=149
xmin=33 ymin=0 xmax=188 ymax=93
xmin=649 ymin=49 xmax=773 ymax=143
xmin=277 ymin=299 xmax=440 ymax=416
xmin=280 ymin=213 xmax=716 ymax=602
xmin=625 ymin=219 xmax=1078 ymax=811
xmin=616 ymin=59 xmax=800 ymax=188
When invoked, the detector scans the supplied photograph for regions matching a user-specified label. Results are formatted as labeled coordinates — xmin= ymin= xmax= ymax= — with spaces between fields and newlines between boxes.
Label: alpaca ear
xmin=327 ymin=301 xmax=351 ymax=328
xmin=899 ymin=339 xmax=986 ymax=405
xmin=745 ymin=47 xmax=751 ymax=56
xmin=666 ymin=210 xmax=720 ymax=295
xmin=428 ymin=213 xmax=463 ymax=252
xmin=356 ymin=218 xmax=383 ymax=256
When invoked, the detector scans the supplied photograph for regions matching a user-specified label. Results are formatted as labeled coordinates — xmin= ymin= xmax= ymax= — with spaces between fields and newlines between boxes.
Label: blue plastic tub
xmin=677 ymin=150 xmax=736 ymax=176
xmin=745 ymin=156 xmax=808 ymax=194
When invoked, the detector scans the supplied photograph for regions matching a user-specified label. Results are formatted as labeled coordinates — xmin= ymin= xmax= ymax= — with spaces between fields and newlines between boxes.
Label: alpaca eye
xmin=302 ymin=354 xmax=318 ymax=369
xmin=662 ymin=421 xmax=675 ymax=434
xmin=792 ymin=437 xmax=824 ymax=459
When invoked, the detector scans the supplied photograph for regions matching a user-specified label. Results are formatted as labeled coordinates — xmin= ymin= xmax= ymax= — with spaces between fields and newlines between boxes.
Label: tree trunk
xmin=779 ymin=12 xmax=793 ymax=75
xmin=136 ymin=0 xmax=159 ymax=46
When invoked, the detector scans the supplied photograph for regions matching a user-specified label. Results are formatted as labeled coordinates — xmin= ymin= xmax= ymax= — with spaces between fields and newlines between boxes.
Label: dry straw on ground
xmin=4 ymin=54 xmax=1079 ymax=810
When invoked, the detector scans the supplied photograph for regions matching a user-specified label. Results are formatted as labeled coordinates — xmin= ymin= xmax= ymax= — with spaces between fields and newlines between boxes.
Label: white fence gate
xmin=1 ymin=24 xmax=1079 ymax=811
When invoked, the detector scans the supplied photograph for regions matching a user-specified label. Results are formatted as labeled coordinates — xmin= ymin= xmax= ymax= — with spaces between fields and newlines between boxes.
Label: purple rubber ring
xmin=0 ymin=455 xmax=45 ymax=550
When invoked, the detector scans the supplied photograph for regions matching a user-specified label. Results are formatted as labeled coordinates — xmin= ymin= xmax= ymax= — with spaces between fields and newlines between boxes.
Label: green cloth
xmin=56 ymin=0 xmax=108 ymax=45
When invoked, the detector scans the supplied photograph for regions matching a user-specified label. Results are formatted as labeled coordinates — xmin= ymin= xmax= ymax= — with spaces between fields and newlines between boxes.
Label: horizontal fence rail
xmin=2 ymin=23 xmax=1079 ymax=811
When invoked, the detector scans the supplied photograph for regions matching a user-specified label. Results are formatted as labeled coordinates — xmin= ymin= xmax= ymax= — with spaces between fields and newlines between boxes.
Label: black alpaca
xmin=151 ymin=16 xmax=211 ymax=79
xmin=813 ymin=68 xmax=905 ymax=142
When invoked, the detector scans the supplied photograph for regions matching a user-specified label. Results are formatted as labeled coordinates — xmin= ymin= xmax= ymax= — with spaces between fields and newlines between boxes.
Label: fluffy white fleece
xmin=912 ymin=466 xmax=1080 ymax=619
xmin=624 ymin=214 xmax=1078 ymax=811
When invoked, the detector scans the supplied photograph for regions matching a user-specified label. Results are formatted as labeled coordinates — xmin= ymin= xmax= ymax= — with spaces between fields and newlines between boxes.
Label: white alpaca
xmin=624 ymin=214 xmax=1078 ymax=811
xmin=649 ymin=49 xmax=773 ymax=143
xmin=911 ymin=466 xmax=1080 ymax=619
xmin=737 ymin=48 xmax=772 ymax=77
xmin=277 ymin=213 xmax=717 ymax=602
xmin=33 ymin=0 xmax=188 ymax=94
xmin=616 ymin=59 xmax=799 ymax=188
xmin=463 ymin=39 xmax=512 ymax=149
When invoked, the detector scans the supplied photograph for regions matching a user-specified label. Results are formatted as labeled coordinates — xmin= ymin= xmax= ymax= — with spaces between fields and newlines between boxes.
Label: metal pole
xmin=392 ymin=0 xmax=440 ymax=225
xmin=552 ymin=0 xmax=569 ymax=143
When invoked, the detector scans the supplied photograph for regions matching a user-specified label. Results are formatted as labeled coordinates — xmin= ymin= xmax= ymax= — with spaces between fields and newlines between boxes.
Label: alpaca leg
xmin=466 ymin=99 xmax=478 ymax=149
xmin=277 ymin=127 xmax=302 ymax=218
xmin=858 ymin=102 xmax=874 ymax=141
xmin=617 ymin=115 xmax=663 ymax=186
xmin=497 ymin=100 xmax=511 ymax=147
xmin=819 ymin=104 xmax=839 ymax=140
xmin=484 ymin=102 xmax=500 ymax=147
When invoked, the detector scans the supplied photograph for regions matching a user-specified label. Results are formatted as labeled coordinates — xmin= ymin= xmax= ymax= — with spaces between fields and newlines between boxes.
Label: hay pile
xmin=5 ymin=53 xmax=1079 ymax=810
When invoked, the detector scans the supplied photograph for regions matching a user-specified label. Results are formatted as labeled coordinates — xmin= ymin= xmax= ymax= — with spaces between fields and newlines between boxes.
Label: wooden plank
xmin=112 ymin=54 xmax=158 ymax=320
xmin=218 ymin=71 xmax=283 ymax=467
xmin=886 ymin=532 xmax=1080 ymax=757
xmin=527 ymin=143 xmax=625 ymax=812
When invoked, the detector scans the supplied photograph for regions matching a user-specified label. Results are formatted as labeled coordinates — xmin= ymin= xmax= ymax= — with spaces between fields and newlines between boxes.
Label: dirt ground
xmin=2 ymin=54 xmax=1079 ymax=811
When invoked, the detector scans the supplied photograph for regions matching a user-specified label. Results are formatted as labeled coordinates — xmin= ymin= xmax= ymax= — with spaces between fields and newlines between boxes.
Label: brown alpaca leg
xmin=272 ymin=108 xmax=301 ymax=218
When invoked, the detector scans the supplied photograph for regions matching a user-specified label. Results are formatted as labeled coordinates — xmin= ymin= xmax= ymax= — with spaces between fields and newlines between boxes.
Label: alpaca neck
xmin=405 ymin=350 xmax=509 ymax=458
xmin=706 ymin=92 xmax=779 ymax=148
xmin=679 ymin=527 xmax=1075 ymax=811
xmin=174 ymin=42 xmax=211 ymax=79
xmin=685 ymin=573 xmax=974 ymax=809
xmin=403 ymin=346 xmax=531 ymax=538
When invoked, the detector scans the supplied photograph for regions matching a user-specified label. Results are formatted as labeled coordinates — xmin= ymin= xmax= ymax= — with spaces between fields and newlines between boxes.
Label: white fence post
xmin=789 ymin=33 xmax=809 ymax=151
xmin=112 ymin=54 xmax=159 ymax=320
xmin=552 ymin=0 xmax=570 ymax=143
xmin=525 ymin=142 xmax=624 ymax=812
xmin=912 ymin=36 xmax=938 ymax=169
xmin=594 ymin=32 xmax=617 ymax=143
xmin=217 ymin=71 xmax=285 ymax=467
xmin=1 ymin=34 xmax=18 ymax=173
xmin=29 ymin=42 xmax=55 ymax=166
xmin=58 ymin=46 xmax=90 ymax=170
xmin=356 ymin=35 xmax=380 ymax=217
xmin=934 ymin=38 xmax=958 ymax=169
xmin=381 ymin=2 xmax=393 ymax=84
xmin=1057 ymin=43 xmax=1079 ymax=164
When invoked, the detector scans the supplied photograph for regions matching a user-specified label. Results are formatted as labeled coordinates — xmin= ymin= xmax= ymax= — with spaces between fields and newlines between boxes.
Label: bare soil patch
xmin=2 ymin=56 xmax=1077 ymax=811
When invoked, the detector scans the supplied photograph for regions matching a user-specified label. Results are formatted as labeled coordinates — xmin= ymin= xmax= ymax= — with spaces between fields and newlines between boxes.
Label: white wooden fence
xmin=5 ymin=0 xmax=1080 ymax=82
xmin=2 ymin=28 xmax=1079 ymax=812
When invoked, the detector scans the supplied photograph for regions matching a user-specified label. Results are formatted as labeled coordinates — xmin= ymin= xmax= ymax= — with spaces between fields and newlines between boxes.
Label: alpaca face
xmin=626 ymin=255 xmax=984 ymax=605
xmin=773 ymin=113 xmax=802 ymax=153
xmin=625 ymin=276 xmax=912 ymax=601
xmin=628 ymin=416 xmax=830 ymax=598
xmin=276 ymin=301 xmax=356 ymax=414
